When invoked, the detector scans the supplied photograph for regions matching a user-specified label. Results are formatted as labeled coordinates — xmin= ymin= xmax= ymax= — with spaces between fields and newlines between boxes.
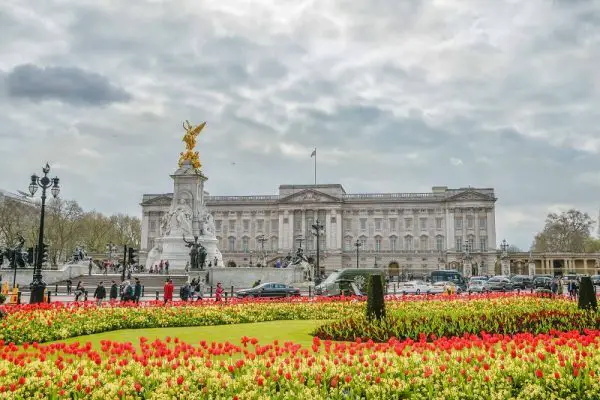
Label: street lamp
xmin=500 ymin=238 xmax=509 ymax=255
xmin=28 ymin=163 xmax=60 ymax=303
xmin=257 ymin=235 xmax=268 ymax=267
xmin=354 ymin=239 xmax=362 ymax=269
xmin=311 ymin=219 xmax=324 ymax=284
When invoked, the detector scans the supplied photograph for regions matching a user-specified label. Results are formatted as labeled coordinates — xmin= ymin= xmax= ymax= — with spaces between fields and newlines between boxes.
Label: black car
xmin=591 ymin=275 xmax=600 ymax=286
xmin=533 ymin=276 xmax=552 ymax=289
xmin=236 ymin=283 xmax=301 ymax=298
xmin=511 ymin=275 xmax=533 ymax=289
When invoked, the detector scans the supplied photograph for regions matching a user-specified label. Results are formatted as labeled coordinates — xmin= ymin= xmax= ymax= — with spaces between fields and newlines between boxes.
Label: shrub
xmin=0 ymin=293 xmax=5 ymax=305
xmin=366 ymin=274 xmax=385 ymax=321
xmin=578 ymin=276 xmax=598 ymax=310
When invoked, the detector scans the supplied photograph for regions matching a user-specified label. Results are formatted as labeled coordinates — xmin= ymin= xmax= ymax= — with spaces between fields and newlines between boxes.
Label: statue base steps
xmin=151 ymin=235 xmax=223 ymax=271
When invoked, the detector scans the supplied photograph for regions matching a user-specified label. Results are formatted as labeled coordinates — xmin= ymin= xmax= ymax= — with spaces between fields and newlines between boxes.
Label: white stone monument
xmin=144 ymin=121 xmax=224 ymax=272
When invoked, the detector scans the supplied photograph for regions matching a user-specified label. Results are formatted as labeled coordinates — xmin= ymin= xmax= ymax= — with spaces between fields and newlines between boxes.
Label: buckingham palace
xmin=140 ymin=184 xmax=498 ymax=277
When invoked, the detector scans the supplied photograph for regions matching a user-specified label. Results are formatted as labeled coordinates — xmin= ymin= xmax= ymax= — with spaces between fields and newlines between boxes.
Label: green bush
xmin=366 ymin=274 xmax=385 ymax=321
xmin=0 ymin=293 xmax=5 ymax=305
xmin=578 ymin=276 xmax=598 ymax=310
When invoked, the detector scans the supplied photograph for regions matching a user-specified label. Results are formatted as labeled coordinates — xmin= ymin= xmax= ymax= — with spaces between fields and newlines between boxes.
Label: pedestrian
xmin=134 ymin=278 xmax=142 ymax=304
xmin=66 ymin=279 xmax=72 ymax=295
xmin=88 ymin=259 xmax=93 ymax=276
xmin=180 ymin=282 xmax=190 ymax=301
xmin=165 ymin=260 xmax=169 ymax=275
xmin=163 ymin=279 xmax=174 ymax=305
xmin=74 ymin=281 xmax=85 ymax=302
xmin=109 ymin=281 xmax=118 ymax=301
xmin=215 ymin=282 xmax=224 ymax=302
xmin=93 ymin=282 xmax=106 ymax=306
xmin=551 ymin=279 xmax=558 ymax=296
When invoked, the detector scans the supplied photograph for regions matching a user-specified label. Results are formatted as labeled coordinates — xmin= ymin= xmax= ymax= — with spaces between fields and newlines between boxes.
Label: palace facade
xmin=140 ymin=184 xmax=499 ymax=277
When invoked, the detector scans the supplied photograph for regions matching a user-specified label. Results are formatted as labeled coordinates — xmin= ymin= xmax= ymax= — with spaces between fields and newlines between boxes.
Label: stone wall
xmin=0 ymin=263 xmax=89 ymax=288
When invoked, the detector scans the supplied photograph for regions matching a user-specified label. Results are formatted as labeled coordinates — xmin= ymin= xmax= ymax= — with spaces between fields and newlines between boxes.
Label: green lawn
xmin=57 ymin=320 xmax=324 ymax=349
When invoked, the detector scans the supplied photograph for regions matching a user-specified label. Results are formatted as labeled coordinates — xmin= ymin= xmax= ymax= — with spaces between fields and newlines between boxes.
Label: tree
xmin=45 ymin=199 xmax=84 ymax=264
xmin=507 ymin=245 xmax=522 ymax=253
xmin=0 ymin=195 xmax=37 ymax=247
xmin=578 ymin=276 xmax=597 ymax=310
xmin=532 ymin=209 xmax=595 ymax=253
xmin=366 ymin=274 xmax=385 ymax=321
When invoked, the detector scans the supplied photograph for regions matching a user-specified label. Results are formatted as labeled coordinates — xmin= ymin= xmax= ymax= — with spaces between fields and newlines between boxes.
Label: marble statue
xmin=178 ymin=120 xmax=206 ymax=170
xmin=162 ymin=199 xmax=192 ymax=236
xmin=202 ymin=211 xmax=215 ymax=236
xmin=145 ymin=246 xmax=161 ymax=271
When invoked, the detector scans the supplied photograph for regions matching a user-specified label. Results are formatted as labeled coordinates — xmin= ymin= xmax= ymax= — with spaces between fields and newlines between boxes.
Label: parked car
xmin=533 ymin=276 xmax=553 ymax=290
xmin=469 ymin=276 xmax=488 ymax=283
xmin=315 ymin=268 xmax=384 ymax=296
xmin=235 ymin=283 xmax=300 ymax=298
xmin=399 ymin=280 xmax=431 ymax=295
xmin=467 ymin=280 xmax=486 ymax=293
xmin=591 ymin=275 xmax=600 ymax=286
xmin=484 ymin=276 xmax=514 ymax=292
xmin=429 ymin=281 xmax=461 ymax=294
xmin=511 ymin=275 xmax=533 ymax=289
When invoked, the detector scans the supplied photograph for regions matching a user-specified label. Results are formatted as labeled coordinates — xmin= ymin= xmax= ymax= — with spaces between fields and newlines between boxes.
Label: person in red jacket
xmin=163 ymin=279 xmax=174 ymax=304
xmin=215 ymin=282 xmax=224 ymax=302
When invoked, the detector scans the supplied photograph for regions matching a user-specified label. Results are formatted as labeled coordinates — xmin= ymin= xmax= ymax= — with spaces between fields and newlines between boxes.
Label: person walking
xmin=74 ymin=281 xmax=85 ymax=302
xmin=163 ymin=279 xmax=174 ymax=305
xmin=165 ymin=260 xmax=169 ymax=275
xmin=109 ymin=281 xmax=118 ymax=301
xmin=93 ymin=282 xmax=106 ymax=306
xmin=134 ymin=278 xmax=142 ymax=304
xmin=88 ymin=259 xmax=93 ymax=276
xmin=215 ymin=282 xmax=224 ymax=302
xmin=66 ymin=279 xmax=72 ymax=295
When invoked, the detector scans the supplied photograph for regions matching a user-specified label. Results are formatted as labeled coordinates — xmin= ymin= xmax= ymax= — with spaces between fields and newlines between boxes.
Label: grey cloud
xmin=5 ymin=64 xmax=131 ymax=106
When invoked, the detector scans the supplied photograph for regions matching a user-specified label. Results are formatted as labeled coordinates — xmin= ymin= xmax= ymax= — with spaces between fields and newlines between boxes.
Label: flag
xmin=310 ymin=148 xmax=316 ymax=157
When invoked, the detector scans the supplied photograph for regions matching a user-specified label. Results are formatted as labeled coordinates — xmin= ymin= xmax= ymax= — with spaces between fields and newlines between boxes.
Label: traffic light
xmin=127 ymin=247 xmax=138 ymax=265
xmin=27 ymin=247 xmax=34 ymax=264
xmin=41 ymin=243 xmax=49 ymax=264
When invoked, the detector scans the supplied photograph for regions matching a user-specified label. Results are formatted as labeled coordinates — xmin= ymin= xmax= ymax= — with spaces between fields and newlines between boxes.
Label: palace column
xmin=325 ymin=210 xmax=332 ymax=249
xmin=445 ymin=208 xmax=455 ymax=250
xmin=336 ymin=210 xmax=343 ymax=250
xmin=288 ymin=210 xmax=295 ymax=249
xmin=278 ymin=211 xmax=284 ymax=250
xmin=301 ymin=210 xmax=306 ymax=243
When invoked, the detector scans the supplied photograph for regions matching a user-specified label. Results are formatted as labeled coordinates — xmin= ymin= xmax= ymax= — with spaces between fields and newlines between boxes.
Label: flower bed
xmin=314 ymin=296 xmax=600 ymax=342
xmin=1 ymin=331 xmax=600 ymax=399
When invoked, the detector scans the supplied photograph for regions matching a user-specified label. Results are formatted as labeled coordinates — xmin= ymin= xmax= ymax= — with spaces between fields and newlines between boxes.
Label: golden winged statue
xmin=178 ymin=120 xmax=207 ymax=170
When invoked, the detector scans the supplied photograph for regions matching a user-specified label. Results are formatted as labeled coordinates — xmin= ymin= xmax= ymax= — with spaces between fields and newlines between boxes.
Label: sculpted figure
xmin=178 ymin=120 xmax=206 ymax=170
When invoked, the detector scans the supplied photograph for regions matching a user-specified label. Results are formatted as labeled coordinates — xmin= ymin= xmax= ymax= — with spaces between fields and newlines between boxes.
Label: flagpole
xmin=314 ymin=148 xmax=317 ymax=186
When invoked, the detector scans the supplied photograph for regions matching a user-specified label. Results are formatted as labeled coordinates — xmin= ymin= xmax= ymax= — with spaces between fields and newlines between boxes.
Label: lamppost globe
xmin=29 ymin=175 xmax=38 ymax=196
xmin=51 ymin=177 xmax=60 ymax=198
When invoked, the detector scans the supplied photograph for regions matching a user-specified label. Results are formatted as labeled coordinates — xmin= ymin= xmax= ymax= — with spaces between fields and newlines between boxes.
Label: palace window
xmin=243 ymin=220 xmax=250 ymax=232
xmin=436 ymin=236 xmax=444 ymax=251
xmin=455 ymin=236 xmax=463 ymax=251
xmin=375 ymin=237 xmax=382 ymax=252
xmin=420 ymin=218 xmax=428 ymax=230
xmin=405 ymin=236 xmax=413 ymax=251
xmin=389 ymin=218 xmax=397 ymax=231
xmin=360 ymin=218 xmax=367 ymax=231
xmin=467 ymin=215 xmax=474 ymax=229
xmin=271 ymin=237 xmax=278 ymax=251
xmin=150 ymin=221 xmax=156 ymax=231
xmin=435 ymin=218 xmax=443 ymax=230
xmin=467 ymin=236 xmax=474 ymax=252
xmin=257 ymin=219 xmax=264 ymax=232
xmin=228 ymin=237 xmax=236 ymax=252
xmin=375 ymin=218 xmax=382 ymax=231
xmin=404 ymin=218 xmax=413 ymax=230
xmin=480 ymin=237 xmax=487 ymax=251
xmin=344 ymin=219 xmax=352 ymax=231
xmin=215 ymin=220 xmax=222 ymax=231
xmin=390 ymin=236 xmax=397 ymax=251
xmin=359 ymin=236 xmax=367 ymax=248
xmin=455 ymin=218 xmax=462 ymax=229
xmin=420 ymin=235 xmax=428 ymax=250
xmin=344 ymin=237 xmax=352 ymax=251
xmin=229 ymin=220 xmax=236 ymax=231
xmin=271 ymin=219 xmax=278 ymax=231
xmin=242 ymin=237 xmax=249 ymax=252
xmin=479 ymin=216 xmax=487 ymax=229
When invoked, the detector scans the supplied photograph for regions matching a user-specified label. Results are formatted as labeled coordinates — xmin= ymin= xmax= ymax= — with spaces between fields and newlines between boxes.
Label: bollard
xmin=308 ymin=286 xmax=312 ymax=298
xmin=142 ymin=285 xmax=145 ymax=297
xmin=17 ymin=291 xmax=22 ymax=305
xmin=231 ymin=286 xmax=234 ymax=297
xmin=47 ymin=291 xmax=52 ymax=303
xmin=55 ymin=284 xmax=58 ymax=296
xmin=84 ymin=290 xmax=88 ymax=302
xmin=155 ymin=291 xmax=159 ymax=301
xmin=210 ymin=286 xmax=213 ymax=298
xmin=393 ymin=284 xmax=397 ymax=295
xmin=224 ymin=292 xmax=228 ymax=303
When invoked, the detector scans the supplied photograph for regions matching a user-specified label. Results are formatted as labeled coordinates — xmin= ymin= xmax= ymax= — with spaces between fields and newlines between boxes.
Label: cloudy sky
xmin=1 ymin=0 xmax=600 ymax=249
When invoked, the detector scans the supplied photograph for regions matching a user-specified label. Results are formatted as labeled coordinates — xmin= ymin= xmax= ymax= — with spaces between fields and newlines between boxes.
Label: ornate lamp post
xmin=257 ymin=235 xmax=268 ymax=267
xmin=463 ymin=240 xmax=473 ymax=277
xmin=28 ymin=163 xmax=60 ymax=304
xmin=500 ymin=239 xmax=510 ymax=276
xmin=354 ymin=239 xmax=362 ymax=269
xmin=311 ymin=219 xmax=324 ymax=284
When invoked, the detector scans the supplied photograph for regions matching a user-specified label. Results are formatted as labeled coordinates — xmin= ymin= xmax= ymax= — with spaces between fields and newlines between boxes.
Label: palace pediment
xmin=141 ymin=194 xmax=173 ymax=207
xmin=446 ymin=190 xmax=496 ymax=202
xmin=279 ymin=189 xmax=341 ymax=204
